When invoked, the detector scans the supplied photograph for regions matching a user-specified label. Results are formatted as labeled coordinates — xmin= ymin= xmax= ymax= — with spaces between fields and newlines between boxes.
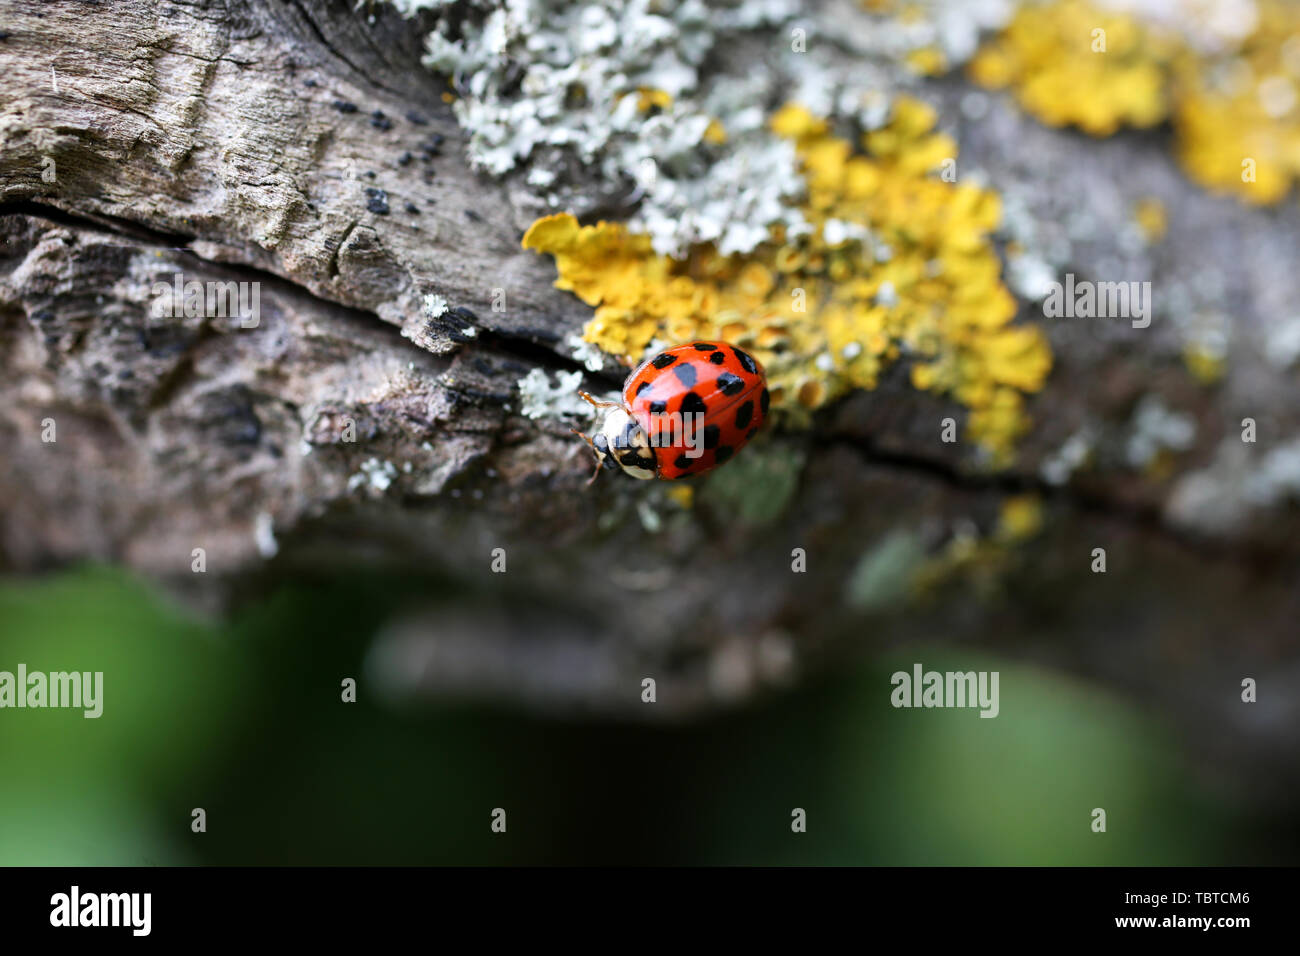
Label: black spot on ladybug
xmin=652 ymin=352 xmax=677 ymax=369
xmin=620 ymin=452 xmax=643 ymax=467
xmin=717 ymin=372 xmax=744 ymax=396
xmin=692 ymin=342 xmax=717 ymax=351
xmin=673 ymin=363 xmax=697 ymax=387
xmin=703 ymin=424 xmax=720 ymax=449
xmin=715 ymin=445 xmax=734 ymax=464
xmin=681 ymin=391 xmax=707 ymax=416
xmin=674 ymin=453 xmax=691 ymax=470
xmin=635 ymin=381 xmax=651 ymax=396
xmin=733 ymin=348 xmax=759 ymax=374
xmin=708 ymin=351 xmax=726 ymax=365
xmin=734 ymin=400 xmax=754 ymax=430
xmin=650 ymin=399 xmax=667 ymax=414
xmin=760 ymin=387 xmax=770 ymax=414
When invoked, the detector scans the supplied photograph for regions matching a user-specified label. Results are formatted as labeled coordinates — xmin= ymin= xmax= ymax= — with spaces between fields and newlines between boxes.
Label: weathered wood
xmin=1 ymin=0 xmax=1299 ymax=809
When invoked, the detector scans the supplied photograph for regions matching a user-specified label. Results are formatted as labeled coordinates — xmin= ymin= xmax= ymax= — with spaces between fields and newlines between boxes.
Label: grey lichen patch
xmin=347 ymin=456 xmax=400 ymax=496
xmin=1265 ymin=314 xmax=1300 ymax=370
xmin=1167 ymin=434 xmax=1300 ymax=536
xmin=565 ymin=331 xmax=607 ymax=373
xmin=1125 ymin=395 xmax=1196 ymax=469
xmin=422 ymin=292 xmax=449 ymax=318
xmin=398 ymin=0 xmax=810 ymax=256
xmin=1039 ymin=428 xmax=1094 ymax=486
xmin=390 ymin=0 xmax=1006 ymax=258
xmin=516 ymin=367 xmax=591 ymax=419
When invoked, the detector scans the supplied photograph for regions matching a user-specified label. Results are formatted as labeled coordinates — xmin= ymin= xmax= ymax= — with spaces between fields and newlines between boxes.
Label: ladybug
xmin=574 ymin=341 xmax=770 ymax=482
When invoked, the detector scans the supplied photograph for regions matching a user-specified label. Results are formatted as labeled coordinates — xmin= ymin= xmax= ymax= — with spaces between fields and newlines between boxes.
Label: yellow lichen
xmin=968 ymin=0 xmax=1172 ymax=136
xmin=1183 ymin=344 xmax=1226 ymax=384
xmin=1172 ymin=2 xmax=1300 ymax=203
xmin=911 ymin=529 xmax=1011 ymax=600
xmin=665 ymin=485 xmax=694 ymax=509
xmin=523 ymin=98 xmax=1053 ymax=464
xmin=1133 ymin=197 xmax=1167 ymax=242
xmin=906 ymin=46 xmax=948 ymax=77
xmin=634 ymin=87 xmax=674 ymax=113
xmin=996 ymin=494 xmax=1044 ymax=542
xmin=910 ymin=495 xmax=1046 ymax=598
xmin=972 ymin=0 xmax=1300 ymax=204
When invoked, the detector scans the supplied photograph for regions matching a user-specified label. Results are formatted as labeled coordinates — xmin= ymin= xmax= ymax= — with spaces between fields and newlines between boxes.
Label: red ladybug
xmin=575 ymin=341 xmax=769 ymax=481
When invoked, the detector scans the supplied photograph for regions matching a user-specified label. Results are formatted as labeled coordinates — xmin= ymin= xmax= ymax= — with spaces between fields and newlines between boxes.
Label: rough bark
xmin=2 ymin=1 xmax=1299 ymax=810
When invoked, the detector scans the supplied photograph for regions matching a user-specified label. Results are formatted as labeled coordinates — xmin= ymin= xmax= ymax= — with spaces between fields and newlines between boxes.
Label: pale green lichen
xmin=347 ymin=457 xmax=399 ymax=496
xmin=696 ymin=442 xmax=805 ymax=528
xmin=403 ymin=0 xmax=811 ymax=256
xmin=1167 ymin=434 xmax=1300 ymax=535
xmin=1039 ymin=428 xmax=1094 ymax=486
xmin=422 ymin=292 xmax=449 ymax=318
xmin=564 ymin=331 xmax=608 ymax=373
xmin=1125 ymin=395 xmax=1196 ymax=470
xmin=845 ymin=529 xmax=927 ymax=612
xmin=516 ymin=368 xmax=590 ymax=419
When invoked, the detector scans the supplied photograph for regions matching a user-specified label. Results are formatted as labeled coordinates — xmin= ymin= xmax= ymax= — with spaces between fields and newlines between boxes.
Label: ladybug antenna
xmin=569 ymin=427 xmax=604 ymax=486
xmin=578 ymin=390 xmax=621 ymax=410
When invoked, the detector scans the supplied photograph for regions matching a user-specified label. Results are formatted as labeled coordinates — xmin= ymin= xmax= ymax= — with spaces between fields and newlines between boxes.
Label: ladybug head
xmin=581 ymin=407 xmax=656 ymax=481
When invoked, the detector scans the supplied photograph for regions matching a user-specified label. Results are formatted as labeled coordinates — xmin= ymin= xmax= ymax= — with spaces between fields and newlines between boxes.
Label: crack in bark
xmin=287 ymin=0 xmax=411 ymax=102
xmin=326 ymin=219 xmax=356 ymax=279
xmin=0 ymin=202 xmax=619 ymax=387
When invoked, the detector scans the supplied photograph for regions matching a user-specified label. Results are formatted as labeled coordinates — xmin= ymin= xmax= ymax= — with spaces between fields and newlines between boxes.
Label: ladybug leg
xmin=578 ymin=390 xmax=621 ymax=410
xmin=570 ymin=427 xmax=598 ymax=458
xmin=569 ymin=428 xmax=604 ymax=486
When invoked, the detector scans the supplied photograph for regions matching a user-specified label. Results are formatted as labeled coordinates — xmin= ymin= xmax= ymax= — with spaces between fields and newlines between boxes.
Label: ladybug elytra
xmin=575 ymin=341 xmax=770 ymax=482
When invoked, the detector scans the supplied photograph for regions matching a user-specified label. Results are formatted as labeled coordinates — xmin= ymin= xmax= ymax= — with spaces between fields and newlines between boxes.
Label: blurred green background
xmin=0 ymin=565 xmax=1285 ymax=865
